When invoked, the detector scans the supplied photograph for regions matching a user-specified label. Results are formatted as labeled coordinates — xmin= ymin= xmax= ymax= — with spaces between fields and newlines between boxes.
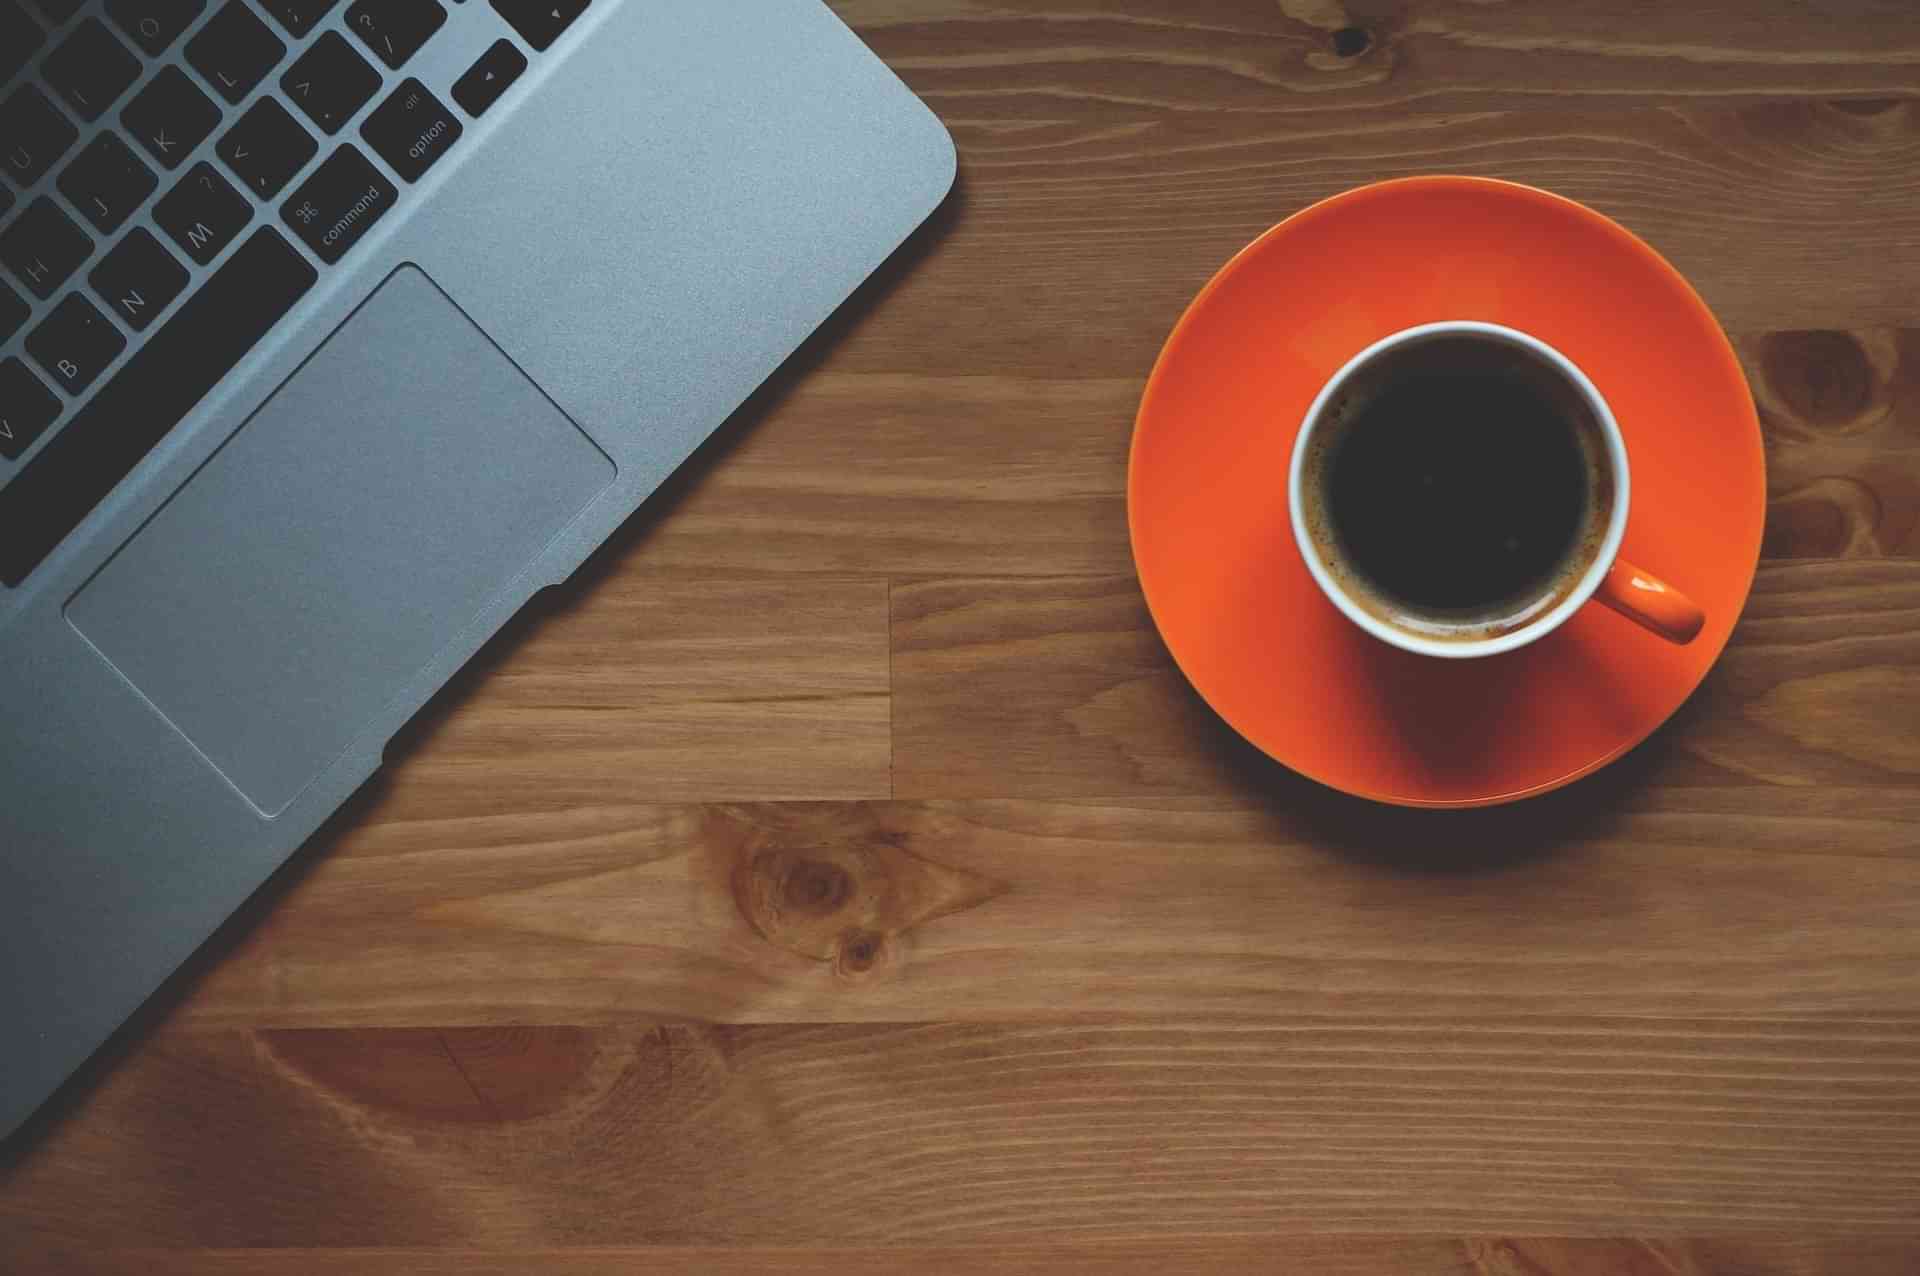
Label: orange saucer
xmin=1129 ymin=177 xmax=1765 ymax=807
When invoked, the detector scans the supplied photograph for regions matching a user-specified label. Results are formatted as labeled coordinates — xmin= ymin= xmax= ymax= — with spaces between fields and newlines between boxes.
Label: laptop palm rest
xmin=67 ymin=265 xmax=616 ymax=817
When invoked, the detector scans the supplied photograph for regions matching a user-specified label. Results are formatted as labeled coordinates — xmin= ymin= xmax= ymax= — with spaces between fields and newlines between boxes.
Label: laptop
xmin=0 ymin=0 xmax=954 ymax=1139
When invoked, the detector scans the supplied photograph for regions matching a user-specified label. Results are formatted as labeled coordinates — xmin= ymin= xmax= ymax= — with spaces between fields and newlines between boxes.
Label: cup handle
xmin=1595 ymin=559 xmax=1705 ymax=644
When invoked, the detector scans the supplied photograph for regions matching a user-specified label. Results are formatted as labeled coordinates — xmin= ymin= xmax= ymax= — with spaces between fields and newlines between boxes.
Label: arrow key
xmin=0 ymin=358 xmax=62 ymax=462
xmin=491 ymin=0 xmax=587 ymax=53
xmin=452 ymin=39 xmax=527 ymax=119
xmin=282 ymin=31 xmax=382 ymax=136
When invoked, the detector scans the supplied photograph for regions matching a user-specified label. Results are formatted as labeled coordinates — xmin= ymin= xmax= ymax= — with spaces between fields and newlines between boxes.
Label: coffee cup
xmin=1288 ymin=321 xmax=1703 ymax=659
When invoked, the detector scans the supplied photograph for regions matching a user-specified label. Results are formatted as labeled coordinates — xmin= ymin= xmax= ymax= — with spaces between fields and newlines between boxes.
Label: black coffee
xmin=1303 ymin=337 xmax=1610 ymax=637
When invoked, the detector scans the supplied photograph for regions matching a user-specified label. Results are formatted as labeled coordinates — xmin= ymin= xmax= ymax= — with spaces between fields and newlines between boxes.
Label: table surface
xmin=6 ymin=2 xmax=1920 ymax=1271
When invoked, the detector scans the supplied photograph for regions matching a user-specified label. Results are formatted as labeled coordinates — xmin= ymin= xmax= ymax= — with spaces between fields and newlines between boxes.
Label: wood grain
xmin=842 ymin=0 xmax=1920 ymax=112
xmin=98 ymin=777 xmax=1920 ymax=1027
xmin=364 ymin=576 xmax=893 ymax=815
xmin=618 ymin=325 xmax=1920 ymax=579
xmin=6 ymin=0 xmax=1920 ymax=1267
xmin=805 ymin=2 xmax=1920 ymax=391
xmin=616 ymin=373 xmax=1144 ymax=579
xmin=6 ymin=1018 xmax=1920 ymax=1249
xmin=892 ymin=560 xmax=1920 ymax=797
xmin=26 ymin=1239 xmax=1920 ymax=1275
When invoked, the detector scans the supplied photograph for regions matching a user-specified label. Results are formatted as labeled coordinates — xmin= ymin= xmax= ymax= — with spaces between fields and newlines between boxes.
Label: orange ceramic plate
xmin=1129 ymin=177 xmax=1765 ymax=807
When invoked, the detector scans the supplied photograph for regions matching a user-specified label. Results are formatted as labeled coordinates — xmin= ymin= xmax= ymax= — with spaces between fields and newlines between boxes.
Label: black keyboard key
xmin=346 ymin=0 xmax=444 ymax=71
xmin=107 ymin=0 xmax=209 ymax=57
xmin=0 ymin=182 xmax=12 ymax=219
xmin=0 ymin=228 xmax=316 ymax=586
xmin=283 ymin=31 xmax=380 ymax=136
xmin=259 ymin=0 xmax=339 ymax=38
xmin=58 ymin=132 xmax=156 ymax=234
xmin=0 ymin=198 xmax=91 ymax=300
xmin=0 ymin=279 xmax=28 ymax=344
xmin=491 ymin=0 xmax=586 ymax=52
xmin=219 ymin=97 xmax=316 ymax=198
xmin=154 ymin=161 xmax=249 ymax=264
xmin=281 ymin=144 xmax=392 ymax=264
xmin=0 ymin=358 xmax=61 ymax=462
xmin=361 ymin=80 xmax=460 ymax=183
xmin=452 ymin=39 xmax=525 ymax=119
xmin=3 ymin=85 xmax=80 ymax=187
xmin=42 ymin=19 xmax=142 ymax=123
xmin=187 ymin=1 xmax=287 ymax=105
xmin=27 ymin=293 xmax=124 ymax=396
xmin=31 ymin=0 xmax=80 ymax=23
xmin=89 ymin=227 xmax=185 ymax=331
xmin=122 ymin=66 xmax=222 ymax=171
xmin=0 ymin=2 xmax=46 ymax=87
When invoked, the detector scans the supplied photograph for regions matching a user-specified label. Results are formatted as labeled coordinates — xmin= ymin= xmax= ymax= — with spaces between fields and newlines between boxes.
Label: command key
xmin=281 ymin=145 xmax=398 ymax=265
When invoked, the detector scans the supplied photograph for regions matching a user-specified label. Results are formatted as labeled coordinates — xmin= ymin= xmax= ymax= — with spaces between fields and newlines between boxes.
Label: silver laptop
xmin=0 ymin=0 xmax=953 ymax=1139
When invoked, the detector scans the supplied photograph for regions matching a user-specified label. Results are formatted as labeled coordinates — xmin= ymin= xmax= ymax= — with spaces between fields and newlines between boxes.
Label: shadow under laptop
xmin=0 ymin=176 xmax=966 ymax=1163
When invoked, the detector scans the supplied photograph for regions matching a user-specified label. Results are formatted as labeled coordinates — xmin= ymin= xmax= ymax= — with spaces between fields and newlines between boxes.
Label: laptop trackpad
xmin=68 ymin=266 xmax=616 ymax=817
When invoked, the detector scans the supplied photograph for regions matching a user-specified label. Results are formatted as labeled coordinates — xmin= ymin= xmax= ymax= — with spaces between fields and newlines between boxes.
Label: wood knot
xmin=1762 ymin=476 xmax=1885 ymax=559
xmin=837 ymin=930 xmax=886 ymax=976
xmin=780 ymin=857 xmax=853 ymax=917
xmin=1296 ymin=11 xmax=1393 ymax=77
xmin=735 ymin=847 xmax=863 ymax=959
xmin=1755 ymin=330 xmax=1884 ymax=433
xmin=1329 ymin=25 xmax=1371 ymax=58
xmin=723 ymin=805 xmax=1009 ymax=969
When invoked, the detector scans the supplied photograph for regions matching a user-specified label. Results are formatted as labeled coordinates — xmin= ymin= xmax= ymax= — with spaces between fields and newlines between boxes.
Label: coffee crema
xmin=1298 ymin=336 xmax=1615 ymax=642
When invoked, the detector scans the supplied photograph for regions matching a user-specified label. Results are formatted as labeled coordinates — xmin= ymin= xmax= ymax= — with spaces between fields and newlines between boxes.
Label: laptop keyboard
xmin=0 ymin=0 xmax=588 ymax=588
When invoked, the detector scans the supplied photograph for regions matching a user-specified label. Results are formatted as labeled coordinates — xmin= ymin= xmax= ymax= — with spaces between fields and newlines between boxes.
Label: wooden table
xmin=6 ymin=2 xmax=1920 ymax=1271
